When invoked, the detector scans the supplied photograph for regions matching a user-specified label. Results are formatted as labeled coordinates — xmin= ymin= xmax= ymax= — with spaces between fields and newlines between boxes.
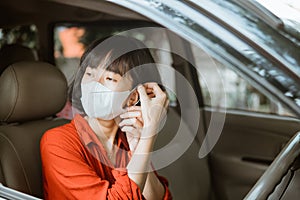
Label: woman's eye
xmin=106 ymin=77 xmax=117 ymax=82
xmin=86 ymin=72 xmax=92 ymax=76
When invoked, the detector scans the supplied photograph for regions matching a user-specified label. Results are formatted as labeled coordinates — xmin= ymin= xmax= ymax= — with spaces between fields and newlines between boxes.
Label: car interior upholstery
xmin=0 ymin=61 xmax=69 ymax=198
xmin=266 ymin=156 xmax=300 ymax=200
xmin=245 ymin=131 xmax=300 ymax=200
xmin=154 ymin=107 xmax=212 ymax=199
xmin=0 ymin=44 xmax=38 ymax=75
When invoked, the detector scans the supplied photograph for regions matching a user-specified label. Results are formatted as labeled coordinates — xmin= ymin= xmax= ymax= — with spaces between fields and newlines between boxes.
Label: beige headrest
xmin=0 ymin=61 xmax=67 ymax=123
xmin=0 ymin=44 xmax=38 ymax=74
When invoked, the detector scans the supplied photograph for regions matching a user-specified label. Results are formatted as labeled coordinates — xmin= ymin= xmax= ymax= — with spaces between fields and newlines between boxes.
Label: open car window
xmin=191 ymin=43 xmax=296 ymax=117
xmin=0 ymin=24 xmax=38 ymax=49
xmin=53 ymin=22 xmax=177 ymax=107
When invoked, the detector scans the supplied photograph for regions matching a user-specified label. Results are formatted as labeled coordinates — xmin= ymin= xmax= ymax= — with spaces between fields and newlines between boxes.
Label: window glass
xmin=0 ymin=24 xmax=38 ymax=49
xmin=53 ymin=23 xmax=176 ymax=109
xmin=120 ymin=29 xmax=176 ymax=106
xmin=191 ymin=44 xmax=295 ymax=117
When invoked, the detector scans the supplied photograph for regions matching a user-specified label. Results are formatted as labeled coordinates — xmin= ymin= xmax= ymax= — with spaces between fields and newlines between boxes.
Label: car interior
xmin=0 ymin=44 xmax=38 ymax=74
xmin=0 ymin=0 xmax=300 ymax=200
xmin=0 ymin=61 xmax=69 ymax=198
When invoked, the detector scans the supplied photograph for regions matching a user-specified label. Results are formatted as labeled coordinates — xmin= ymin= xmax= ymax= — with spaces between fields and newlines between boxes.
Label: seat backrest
xmin=0 ymin=61 xmax=69 ymax=198
xmin=154 ymin=108 xmax=212 ymax=200
xmin=0 ymin=44 xmax=38 ymax=75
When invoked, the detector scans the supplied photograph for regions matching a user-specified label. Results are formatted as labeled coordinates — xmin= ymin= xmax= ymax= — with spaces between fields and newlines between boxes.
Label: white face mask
xmin=81 ymin=81 xmax=131 ymax=120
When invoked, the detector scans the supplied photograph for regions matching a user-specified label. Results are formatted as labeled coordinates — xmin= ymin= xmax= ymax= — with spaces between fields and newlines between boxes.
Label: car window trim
xmin=184 ymin=0 xmax=299 ymax=80
xmin=109 ymin=0 xmax=300 ymax=117
xmin=47 ymin=0 xmax=300 ymax=117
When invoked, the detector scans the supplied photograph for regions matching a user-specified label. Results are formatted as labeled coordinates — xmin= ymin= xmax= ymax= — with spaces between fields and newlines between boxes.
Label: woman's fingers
xmin=121 ymin=125 xmax=135 ymax=133
xmin=120 ymin=111 xmax=142 ymax=119
xmin=144 ymin=83 xmax=167 ymax=104
xmin=121 ymin=126 xmax=141 ymax=139
xmin=119 ymin=118 xmax=143 ymax=128
xmin=146 ymin=88 xmax=155 ymax=98
xmin=137 ymin=85 xmax=150 ymax=103
xmin=146 ymin=88 xmax=153 ymax=93
xmin=137 ymin=83 xmax=167 ymax=102
xmin=128 ymin=83 xmax=168 ymax=137
xmin=127 ymin=106 xmax=141 ymax=111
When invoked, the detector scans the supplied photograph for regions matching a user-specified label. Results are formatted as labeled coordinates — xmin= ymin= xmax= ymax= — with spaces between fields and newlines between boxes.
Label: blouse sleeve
xmin=40 ymin=129 xmax=144 ymax=200
xmin=154 ymin=171 xmax=173 ymax=200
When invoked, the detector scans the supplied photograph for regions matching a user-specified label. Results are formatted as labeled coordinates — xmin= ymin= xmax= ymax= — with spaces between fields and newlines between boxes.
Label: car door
xmin=189 ymin=43 xmax=300 ymax=199
xmin=103 ymin=1 xmax=300 ymax=199
xmin=166 ymin=32 xmax=300 ymax=199
xmin=183 ymin=1 xmax=300 ymax=199
xmin=208 ymin=110 xmax=300 ymax=200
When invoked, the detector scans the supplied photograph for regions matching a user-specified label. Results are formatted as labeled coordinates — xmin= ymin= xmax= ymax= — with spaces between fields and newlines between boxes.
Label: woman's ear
xmin=127 ymin=90 xmax=139 ymax=107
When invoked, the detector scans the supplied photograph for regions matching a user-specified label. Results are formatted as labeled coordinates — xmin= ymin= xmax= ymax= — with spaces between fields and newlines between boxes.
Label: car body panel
xmin=206 ymin=110 xmax=300 ymax=199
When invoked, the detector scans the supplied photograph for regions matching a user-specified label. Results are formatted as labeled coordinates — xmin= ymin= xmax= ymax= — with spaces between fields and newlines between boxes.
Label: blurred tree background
xmin=0 ymin=24 xmax=38 ymax=49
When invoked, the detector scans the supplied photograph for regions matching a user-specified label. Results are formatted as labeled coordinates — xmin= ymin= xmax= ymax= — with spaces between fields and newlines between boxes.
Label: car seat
xmin=0 ymin=61 xmax=69 ymax=198
xmin=0 ymin=44 xmax=38 ymax=75
xmin=154 ymin=107 xmax=213 ymax=200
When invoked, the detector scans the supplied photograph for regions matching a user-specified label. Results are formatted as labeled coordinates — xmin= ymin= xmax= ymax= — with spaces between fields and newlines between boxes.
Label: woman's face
xmin=82 ymin=66 xmax=133 ymax=92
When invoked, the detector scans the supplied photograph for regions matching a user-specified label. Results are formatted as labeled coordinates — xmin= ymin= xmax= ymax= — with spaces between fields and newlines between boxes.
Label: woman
xmin=41 ymin=35 xmax=172 ymax=199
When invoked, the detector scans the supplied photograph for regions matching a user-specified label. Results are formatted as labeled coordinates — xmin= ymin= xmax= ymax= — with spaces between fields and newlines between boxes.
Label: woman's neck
xmin=87 ymin=117 xmax=119 ymax=145
xmin=86 ymin=117 xmax=119 ymax=165
xmin=97 ymin=118 xmax=119 ymax=141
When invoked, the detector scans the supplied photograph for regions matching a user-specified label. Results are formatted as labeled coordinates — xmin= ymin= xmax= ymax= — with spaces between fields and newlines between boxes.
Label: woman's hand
xmin=137 ymin=83 xmax=168 ymax=138
xmin=125 ymin=83 xmax=168 ymax=193
xmin=119 ymin=106 xmax=143 ymax=152
xmin=119 ymin=83 xmax=168 ymax=150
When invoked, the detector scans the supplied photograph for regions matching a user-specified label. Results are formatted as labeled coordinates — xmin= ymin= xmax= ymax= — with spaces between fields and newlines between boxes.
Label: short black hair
xmin=70 ymin=35 xmax=163 ymax=114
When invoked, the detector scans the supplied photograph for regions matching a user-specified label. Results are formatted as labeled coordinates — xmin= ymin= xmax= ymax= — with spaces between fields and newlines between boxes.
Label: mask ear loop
xmin=122 ymin=86 xmax=140 ymax=109
xmin=133 ymin=99 xmax=140 ymax=106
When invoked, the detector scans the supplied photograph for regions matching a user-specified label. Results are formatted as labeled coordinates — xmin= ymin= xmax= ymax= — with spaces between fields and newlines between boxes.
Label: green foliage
xmin=0 ymin=24 xmax=38 ymax=49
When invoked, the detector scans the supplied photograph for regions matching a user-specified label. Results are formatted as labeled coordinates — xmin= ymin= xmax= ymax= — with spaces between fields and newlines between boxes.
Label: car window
xmin=119 ymin=29 xmax=177 ymax=107
xmin=0 ymin=24 xmax=38 ymax=49
xmin=255 ymin=0 xmax=300 ymax=40
xmin=53 ymin=22 xmax=176 ymax=107
xmin=191 ymin=44 xmax=295 ymax=117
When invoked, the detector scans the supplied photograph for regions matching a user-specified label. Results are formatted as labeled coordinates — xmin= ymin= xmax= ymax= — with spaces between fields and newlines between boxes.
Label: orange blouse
xmin=40 ymin=114 xmax=171 ymax=199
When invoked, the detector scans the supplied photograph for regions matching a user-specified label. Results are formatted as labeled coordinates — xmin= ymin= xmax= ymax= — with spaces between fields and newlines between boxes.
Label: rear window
xmin=0 ymin=24 xmax=38 ymax=49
